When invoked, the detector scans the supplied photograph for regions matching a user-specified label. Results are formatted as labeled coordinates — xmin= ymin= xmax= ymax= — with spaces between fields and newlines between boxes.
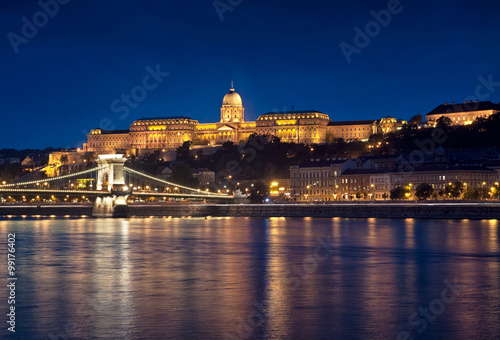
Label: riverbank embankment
xmin=2 ymin=203 xmax=497 ymax=219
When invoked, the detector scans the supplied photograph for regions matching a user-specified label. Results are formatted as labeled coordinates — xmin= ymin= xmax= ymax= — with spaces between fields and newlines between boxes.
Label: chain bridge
xmin=0 ymin=154 xmax=232 ymax=203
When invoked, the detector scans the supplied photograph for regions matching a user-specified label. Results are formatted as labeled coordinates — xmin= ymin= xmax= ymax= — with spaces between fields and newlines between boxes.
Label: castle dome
xmin=222 ymin=82 xmax=242 ymax=106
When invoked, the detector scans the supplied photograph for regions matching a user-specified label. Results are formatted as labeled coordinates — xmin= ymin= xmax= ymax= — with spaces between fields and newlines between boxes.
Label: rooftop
xmin=295 ymin=158 xmax=346 ymax=168
xmin=328 ymin=120 xmax=376 ymax=126
xmin=261 ymin=110 xmax=324 ymax=115
xmin=426 ymin=101 xmax=500 ymax=116
xmin=344 ymin=163 xmax=496 ymax=175
xmin=406 ymin=163 xmax=496 ymax=173
xmin=136 ymin=116 xmax=195 ymax=121
xmin=99 ymin=129 xmax=130 ymax=134
xmin=342 ymin=169 xmax=390 ymax=175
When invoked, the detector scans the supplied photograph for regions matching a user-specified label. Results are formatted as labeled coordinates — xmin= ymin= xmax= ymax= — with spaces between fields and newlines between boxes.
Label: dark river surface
xmin=0 ymin=217 xmax=499 ymax=339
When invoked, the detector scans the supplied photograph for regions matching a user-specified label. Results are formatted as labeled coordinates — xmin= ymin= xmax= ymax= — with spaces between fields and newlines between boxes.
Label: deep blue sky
xmin=1 ymin=0 xmax=500 ymax=149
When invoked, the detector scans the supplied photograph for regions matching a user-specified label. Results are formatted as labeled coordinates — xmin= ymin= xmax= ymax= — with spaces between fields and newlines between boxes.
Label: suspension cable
xmin=124 ymin=167 xmax=228 ymax=197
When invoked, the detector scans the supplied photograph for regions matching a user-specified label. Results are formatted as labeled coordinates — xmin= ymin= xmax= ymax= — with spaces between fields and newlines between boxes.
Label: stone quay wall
xmin=1 ymin=203 xmax=499 ymax=219
xmin=129 ymin=203 xmax=500 ymax=219
xmin=0 ymin=205 xmax=93 ymax=216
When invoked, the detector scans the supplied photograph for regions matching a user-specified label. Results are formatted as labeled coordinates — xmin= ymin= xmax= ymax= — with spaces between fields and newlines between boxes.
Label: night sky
xmin=1 ymin=0 xmax=499 ymax=149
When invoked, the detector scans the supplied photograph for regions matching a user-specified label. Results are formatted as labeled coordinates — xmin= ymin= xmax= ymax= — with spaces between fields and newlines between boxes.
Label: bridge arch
xmin=96 ymin=154 xmax=126 ymax=191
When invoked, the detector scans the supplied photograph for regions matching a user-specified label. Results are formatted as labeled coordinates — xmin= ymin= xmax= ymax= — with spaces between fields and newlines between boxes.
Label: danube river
xmin=1 ymin=217 xmax=499 ymax=339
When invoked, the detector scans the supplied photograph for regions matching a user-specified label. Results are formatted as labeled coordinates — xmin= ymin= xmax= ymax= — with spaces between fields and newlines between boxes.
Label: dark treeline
xmin=0 ymin=147 xmax=58 ymax=158
xmin=369 ymin=113 xmax=500 ymax=155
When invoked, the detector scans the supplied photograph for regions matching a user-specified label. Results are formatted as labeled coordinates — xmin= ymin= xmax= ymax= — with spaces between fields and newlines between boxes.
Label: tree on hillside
xmin=0 ymin=164 xmax=25 ymax=183
xmin=409 ymin=114 xmax=423 ymax=126
xmin=81 ymin=152 xmax=96 ymax=168
xmin=415 ymin=183 xmax=434 ymax=200
xmin=169 ymin=163 xmax=199 ymax=188
xmin=176 ymin=141 xmax=191 ymax=161
xmin=325 ymin=131 xmax=335 ymax=144
xmin=436 ymin=116 xmax=452 ymax=128
xmin=368 ymin=133 xmax=384 ymax=145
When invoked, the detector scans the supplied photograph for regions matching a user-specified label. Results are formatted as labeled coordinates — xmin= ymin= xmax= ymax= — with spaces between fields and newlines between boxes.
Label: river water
xmin=0 ymin=217 xmax=499 ymax=339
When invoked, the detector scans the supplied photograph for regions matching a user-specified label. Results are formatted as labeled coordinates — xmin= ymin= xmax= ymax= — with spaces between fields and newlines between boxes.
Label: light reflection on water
xmin=0 ymin=217 xmax=499 ymax=339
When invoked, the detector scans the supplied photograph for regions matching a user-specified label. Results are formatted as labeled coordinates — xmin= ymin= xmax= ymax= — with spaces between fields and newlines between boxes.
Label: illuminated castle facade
xmin=84 ymin=84 xmax=404 ymax=155
xmin=425 ymin=100 xmax=500 ymax=126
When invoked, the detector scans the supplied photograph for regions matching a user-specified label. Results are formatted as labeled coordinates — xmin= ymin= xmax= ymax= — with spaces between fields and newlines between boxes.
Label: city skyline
xmin=1 ymin=0 xmax=500 ymax=149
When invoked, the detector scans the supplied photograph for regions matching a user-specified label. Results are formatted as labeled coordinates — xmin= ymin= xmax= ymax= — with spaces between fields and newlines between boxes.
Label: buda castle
xmin=83 ymin=83 xmax=406 ymax=156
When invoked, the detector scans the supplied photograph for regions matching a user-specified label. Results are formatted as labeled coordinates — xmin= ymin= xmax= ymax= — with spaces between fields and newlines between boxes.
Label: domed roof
xmin=222 ymin=82 xmax=242 ymax=106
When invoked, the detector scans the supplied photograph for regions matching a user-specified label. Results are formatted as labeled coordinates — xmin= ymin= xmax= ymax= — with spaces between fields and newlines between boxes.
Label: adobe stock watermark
xmin=215 ymin=134 xmax=269 ymax=187
xmin=110 ymin=64 xmax=169 ymax=121
xmin=7 ymin=0 xmax=71 ymax=54
xmin=223 ymin=235 xmax=335 ymax=339
xmin=397 ymin=72 xmax=499 ymax=174
xmin=397 ymin=127 xmax=447 ymax=173
xmin=398 ymin=278 xmax=464 ymax=340
xmin=464 ymin=74 xmax=500 ymax=108
xmin=75 ymin=64 xmax=169 ymax=148
xmin=213 ymin=0 xmax=243 ymax=22
xmin=215 ymin=105 xmax=291 ymax=187
xmin=339 ymin=0 xmax=411 ymax=64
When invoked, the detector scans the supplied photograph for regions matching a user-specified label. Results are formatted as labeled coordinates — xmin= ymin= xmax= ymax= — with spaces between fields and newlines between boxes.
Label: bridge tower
xmin=96 ymin=154 xmax=127 ymax=191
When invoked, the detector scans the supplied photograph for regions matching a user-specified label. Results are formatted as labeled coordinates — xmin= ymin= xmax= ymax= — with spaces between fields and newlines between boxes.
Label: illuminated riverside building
xmin=388 ymin=164 xmax=499 ymax=196
xmin=84 ymin=84 xmax=406 ymax=155
xmin=291 ymin=160 xmax=500 ymax=201
xmin=425 ymin=100 xmax=500 ymax=126
xmin=290 ymin=159 xmax=343 ymax=201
